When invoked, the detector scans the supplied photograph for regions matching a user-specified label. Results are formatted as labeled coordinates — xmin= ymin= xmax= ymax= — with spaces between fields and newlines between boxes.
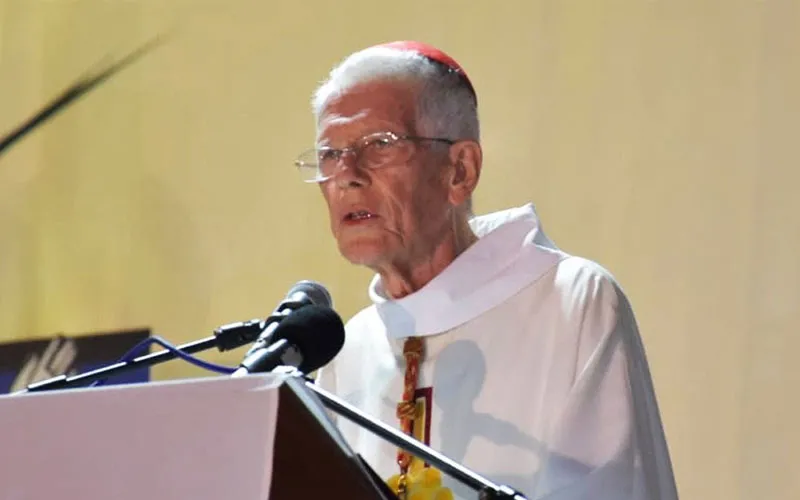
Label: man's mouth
xmin=344 ymin=210 xmax=378 ymax=222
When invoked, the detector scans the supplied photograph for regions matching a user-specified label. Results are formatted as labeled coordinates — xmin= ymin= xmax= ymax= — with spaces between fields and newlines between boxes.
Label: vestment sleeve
xmin=532 ymin=269 xmax=678 ymax=500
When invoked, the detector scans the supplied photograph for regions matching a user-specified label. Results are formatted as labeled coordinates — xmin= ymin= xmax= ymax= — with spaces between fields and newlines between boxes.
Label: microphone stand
xmin=19 ymin=318 xmax=270 ymax=393
xmin=304 ymin=378 xmax=528 ymax=500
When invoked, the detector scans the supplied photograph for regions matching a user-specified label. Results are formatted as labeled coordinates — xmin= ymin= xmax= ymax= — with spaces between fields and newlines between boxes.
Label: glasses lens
xmin=295 ymin=149 xmax=323 ymax=182
xmin=357 ymin=132 xmax=408 ymax=168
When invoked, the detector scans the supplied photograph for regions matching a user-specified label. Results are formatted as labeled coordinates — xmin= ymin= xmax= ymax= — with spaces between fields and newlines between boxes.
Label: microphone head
xmin=288 ymin=280 xmax=333 ymax=308
xmin=271 ymin=304 xmax=345 ymax=373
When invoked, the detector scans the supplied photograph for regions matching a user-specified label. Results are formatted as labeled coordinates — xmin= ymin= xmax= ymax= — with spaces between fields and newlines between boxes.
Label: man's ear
xmin=446 ymin=140 xmax=482 ymax=207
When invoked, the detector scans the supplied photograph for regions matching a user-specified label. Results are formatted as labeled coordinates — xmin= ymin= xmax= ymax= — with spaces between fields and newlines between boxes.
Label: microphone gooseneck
xmin=21 ymin=279 xmax=335 ymax=392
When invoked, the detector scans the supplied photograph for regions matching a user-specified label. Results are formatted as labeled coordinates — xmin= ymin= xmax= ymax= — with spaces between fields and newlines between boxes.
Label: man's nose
xmin=333 ymin=155 xmax=370 ymax=188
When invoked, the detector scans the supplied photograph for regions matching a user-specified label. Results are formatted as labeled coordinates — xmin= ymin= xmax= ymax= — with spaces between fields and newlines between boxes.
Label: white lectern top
xmin=0 ymin=374 xmax=282 ymax=500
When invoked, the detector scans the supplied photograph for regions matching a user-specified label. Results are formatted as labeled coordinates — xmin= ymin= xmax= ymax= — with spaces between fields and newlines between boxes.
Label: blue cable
xmin=91 ymin=335 xmax=236 ymax=387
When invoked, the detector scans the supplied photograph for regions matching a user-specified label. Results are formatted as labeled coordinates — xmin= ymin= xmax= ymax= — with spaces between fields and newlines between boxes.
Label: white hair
xmin=311 ymin=47 xmax=480 ymax=142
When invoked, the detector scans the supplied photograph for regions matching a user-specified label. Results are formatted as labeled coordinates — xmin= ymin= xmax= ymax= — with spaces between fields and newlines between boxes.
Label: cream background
xmin=1 ymin=1 xmax=798 ymax=499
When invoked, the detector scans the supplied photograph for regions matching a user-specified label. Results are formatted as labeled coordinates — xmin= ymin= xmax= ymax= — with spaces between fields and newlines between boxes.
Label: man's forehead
xmin=317 ymin=83 xmax=416 ymax=142
xmin=326 ymin=81 xmax=414 ymax=114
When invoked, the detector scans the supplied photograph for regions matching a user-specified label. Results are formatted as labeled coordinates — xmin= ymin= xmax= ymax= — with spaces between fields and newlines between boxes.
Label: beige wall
xmin=1 ymin=1 xmax=798 ymax=498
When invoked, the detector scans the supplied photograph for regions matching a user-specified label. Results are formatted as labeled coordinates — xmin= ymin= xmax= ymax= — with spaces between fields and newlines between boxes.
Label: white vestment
xmin=316 ymin=203 xmax=678 ymax=500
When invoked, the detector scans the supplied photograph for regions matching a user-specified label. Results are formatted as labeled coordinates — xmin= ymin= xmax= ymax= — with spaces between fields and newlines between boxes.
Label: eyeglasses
xmin=294 ymin=131 xmax=455 ymax=183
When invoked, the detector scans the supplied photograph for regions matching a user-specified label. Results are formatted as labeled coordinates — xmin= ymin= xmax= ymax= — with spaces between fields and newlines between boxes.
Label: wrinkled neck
xmin=377 ymin=215 xmax=477 ymax=299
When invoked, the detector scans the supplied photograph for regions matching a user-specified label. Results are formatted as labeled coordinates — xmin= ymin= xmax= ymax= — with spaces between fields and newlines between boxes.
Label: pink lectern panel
xmin=0 ymin=374 xmax=282 ymax=500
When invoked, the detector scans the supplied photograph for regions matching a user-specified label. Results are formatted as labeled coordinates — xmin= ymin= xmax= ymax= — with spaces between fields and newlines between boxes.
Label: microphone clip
xmin=213 ymin=299 xmax=309 ymax=352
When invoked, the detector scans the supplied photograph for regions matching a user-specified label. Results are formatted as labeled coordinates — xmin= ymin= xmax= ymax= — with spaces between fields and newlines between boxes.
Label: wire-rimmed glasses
xmin=294 ymin=131 xmax=455 ymax=183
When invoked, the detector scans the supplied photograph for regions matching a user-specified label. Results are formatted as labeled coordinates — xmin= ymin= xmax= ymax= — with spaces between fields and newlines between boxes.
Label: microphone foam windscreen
xmin=272 ymin=304 xmax=345 ymax=373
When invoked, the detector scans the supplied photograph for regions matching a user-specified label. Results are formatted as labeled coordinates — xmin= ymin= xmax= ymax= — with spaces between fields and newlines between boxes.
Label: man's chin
xmin=338 ymin=241 xmax=392 ymax=269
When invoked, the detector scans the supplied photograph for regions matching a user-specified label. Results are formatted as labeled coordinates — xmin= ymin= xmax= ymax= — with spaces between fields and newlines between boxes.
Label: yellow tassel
xmin=387 ymin=467 xmax=454 ymax=500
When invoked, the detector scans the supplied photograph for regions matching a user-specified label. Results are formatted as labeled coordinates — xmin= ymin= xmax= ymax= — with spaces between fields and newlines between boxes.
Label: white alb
xmin=316 ymin=203 xmax=678 ymax=500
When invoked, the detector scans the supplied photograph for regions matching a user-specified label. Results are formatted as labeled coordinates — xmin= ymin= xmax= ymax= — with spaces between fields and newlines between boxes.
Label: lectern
xmin=0 ymin=373 xmax=394 ymax=499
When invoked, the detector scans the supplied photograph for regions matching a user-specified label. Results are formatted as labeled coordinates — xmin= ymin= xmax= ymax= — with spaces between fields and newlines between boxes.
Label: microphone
xmin=214 ymin=280 xmax=332 ymax=352
xmin=232 ymin=304 xmax=345 ymax=377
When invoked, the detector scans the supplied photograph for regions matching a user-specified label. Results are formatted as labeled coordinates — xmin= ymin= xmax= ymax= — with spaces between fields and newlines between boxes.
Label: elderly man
xmin=300 ymin=41 xmax=678 ymax=500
